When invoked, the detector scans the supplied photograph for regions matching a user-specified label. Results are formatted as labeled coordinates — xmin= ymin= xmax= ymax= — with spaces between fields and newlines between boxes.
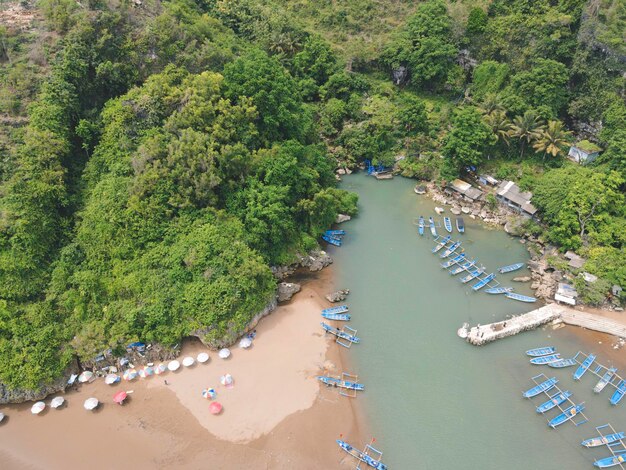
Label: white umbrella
xmin=154 ymin=363 xmax=167 ymax=375
xmin=220 ymin=374 xmax=234 ymax=387
xmin=218 ymin=348 xmax=231 ymax=359
xmin=239 ymin=337 xmax=252 ymax=349
xmin=105 ymin=373 xmax=120 ymax=385
xmin=50 ymin=397 xmax=65 ymax=409
xmin=31 ymin=402 xmax=46 ymax=414
xmin=83 ymin=398 xmax=99 ymax=411
xmin=78 ymin=371 xmax=94 ymax=383
xmin=197 ymin=352 xmax=209 ymax=363
xmin=182 ymin=356 xmax=195 ymax=367
xmin=0 ymin=412 xmax=5 ymax=423
xmin=167 ymin=360 xmax=180 ymax=371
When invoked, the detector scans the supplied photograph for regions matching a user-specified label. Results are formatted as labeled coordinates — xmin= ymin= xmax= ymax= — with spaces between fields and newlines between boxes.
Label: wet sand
xmin=0 ymin=267 xmax=367 ymax=469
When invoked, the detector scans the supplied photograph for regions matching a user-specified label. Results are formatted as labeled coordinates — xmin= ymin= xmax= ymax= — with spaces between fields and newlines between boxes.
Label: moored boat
xmin=536 ymin=390 xmax=572 ymax=413
xmin=449 ymin=260 xmax=474 ymax=275
xmin=432 ymin=235 xmax=452 ymax=253
xmin=594 ymin=368 xmax=617 ymax=393
xmin=418 ymin=216 xmax=425 ymax=236
xmin=317 ymin=375 xmax=364 ymax=391
xmin=485 ymin=286 xmax=514 ymax=294
xmin=460 ymin=268 xmax=484 ymax=283
xmin=505 ymin=292 xmax=537 ymax=303
xmin=321 ymin=312 xmax=351 ymax=321
xmin=325 ymin=230 xmax=346 ymax=236
xmin=548 ymin=358 xmax=578 ymax=368
xmin=498 ymin=263 xmax=525 ymax=273
xmin=441 ymin=253 xmax=465 ymax=269
xmin=472 ymin=273 xmax=496 ymax=291
xmin=523 ymin=377 xmax=558 ymax=398
xmin=440 ymin=241 xmax=461 ymax=258
xmin=456 ymin=217 xmax=465 ymax=233
xmin=322 ymin=234 xmax=342 ymax=246
xmin=610 ymin=380 xmax=626 ymax=405
xmin=337 ymin=440 xmax=387 ymax=470
xmin=530 ymin=353 xmax=561 ymax=365
xmin=594 ymin=453 xmax=626 ymax=468
xmin=582 ymin=432 xmax=625 ymax=448
xmin=429 ymin=217 xmax=437 ymax=236
xmin=321 ymin=322 xmax=359 ymax=344
xmin=443 ymin=217 xmax=453 ymax=233
xmin=526 ymin=347 xmax=557 ymax=357
xmin=322 ymin=305 xmax=349 ymax=315
xmin=549 ymin=403 xmax=585 ymax=428
xmin=573 ymin=354 xmax=596 ymax=380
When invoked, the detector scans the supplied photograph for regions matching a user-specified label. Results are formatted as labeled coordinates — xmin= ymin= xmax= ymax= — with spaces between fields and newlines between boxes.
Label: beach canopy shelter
xmin=168 ymin=360 xmax=180 ymax=371
xmin=202 ymin=388 xmax=217 ymax=400
xmin=220 ymin=374 xmax=234 ymax=387
xmin=113 ymin=391 xmax=127 ymax=404
xmin=123 ymin=369 xmax=138 ymax=381
xmin=138 ymin=366 xmax=154 ymax=378
xmin=105 ymin=374 xmax=120 ymax=385
xmin=50 ymin=397 xmax=65 ymax=409
xmin=78 ymin=371 xmax=94 ymax=383
xmin=218 ymin=348 xmax=231 ymax=359
xmin=239 ymin=337 xmax=252 ymax=349
xmin=83 ymin=398 xmax=99 ymax=410
xmin=197 ymin=352 xmax=210 ymax=363
xmin=154 ymin=363 xmax=167 ymax=375
xmin=31 ymin=402 xmax=46 ymax=414
xmin=182 ymin=356 xmax=195 ymax=367
xmin=209 ymin=402 xmax=223 ymax=415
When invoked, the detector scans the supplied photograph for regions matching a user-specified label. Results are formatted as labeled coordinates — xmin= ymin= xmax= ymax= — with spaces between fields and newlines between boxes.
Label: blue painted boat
xmin=530 ymin=353 xmax=561 ymax=365
xmin=594 ymin=367 xmax=618 ymax=393
xmin=523 ymin=377 xmax=558 ymax=398
xmin=317 ymin=375 xmax=364 ymax=391
xmin=526 ymin=347 xmax=557 ymax=357
xmin=418 ymin=216 xmax=424 ymax=236
xmin=472 ymin=273 xmax=496 ymax=291
xmin=440 ymin=241 xmax=461 ymax=258
xmin=456 ymin=217 xmax=465 ymax=233
xmin=321 ymin=323 xmax=359 ymax=344
xmin=322 ymin=305 xmax=349 ymax=315
xmin=505 ymin=292 xmax=537 ymax=303
xmin=594 ymin=452 xmax=626 ymax=468
xmin=322 ymin=234 xmax=341 ymax=246
xmin=536 ymin=390 xmax=572 ymax=413
xmin=325 ymin=230 xmax=345 ymax=236
xmin=432 ymin=235 xmax=451 ymax=253
xmin=498 ymin=263 xmax=525 ymax=273
xmin=429 ymin=217 xmax=437 ymax=236
xmin=582 ymin=432 xmax=625 ymax=448
xmin=449 ymin=260 xmax=474 ymax=275
xmin=485 ymin=286 xmax=513 ymax=294
xmin=548 ymin=358 xmax=578 ymax=368
xmin=443 ymin=217 xmax=453 ymax=233
xmin=549 ymin=403 xmax=585 ymax=428
xmin=337 ymin=440 xmax=387 ymax=470
xmin=460 ymin=268 xmax=484 ymax=283
xmin=610 ymin=380 xmax=626 ymax=405
xmin=441 ymin=253 xmax=465 ymax=269
xmin=321 ymin=313 xmax=351 ymax=321
xmin=573 ymin=354 xmax=596 ymax=380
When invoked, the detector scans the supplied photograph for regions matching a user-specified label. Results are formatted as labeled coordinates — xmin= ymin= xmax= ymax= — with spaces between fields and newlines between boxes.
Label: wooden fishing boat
xmin=530 ymin=353 xmax=561 ymax=365
xmin=460 ymin=268 xmax=484 ymax=283
xmin=418 ymin=216 xmax=424 ymax=236
xmin=548 ymin=358 xmax=578 ymax=368
xmin=573 ymin=353 xmax=596 ymax=380
xmin=432 ymin=235 xmax=452 ymax=253
xmin=321 ymin=322 xmax=359 ymax=345
xmin=456 ymin=217 xmax=465 ymax=233
xmin=321 ymin=312 xmax=351 ymax=321
xmin=317 ymin=375 xmax=364 ymax=391
xmin=441 ymin=253 xmax=465 ymax=269
xmin=337 ymin=440 xmax=387 ymax=470
xmin=322 ymin=305 xmax=349 ymax=315
xmin=325 ymin=230 xmax=345 ymax=236
xmin=594 ymin=368 xmax=618 ymax=393
xmin=440 ymin=241 xmax=461 ymax=258
xmin=449 ymin=260 xmax=474 ymax=275
xmin=505 ymin=292 xmax=537 ymax=303
xmin=582 ymin=432 xmax=625 ymax=448
xmin=472 ymin=273 xmax=496 ymax=291
xmin=536 ymin=390 xmax=572 ymax=413
xmin=429 ymin=217 xmax=437 ymax=236
xmin=498 ymin=263 xmax=525 ymax=273
xmin=549 ymin=403 xmax=585 ymax=428
xmin=523 ymin=377 xmax=558 ymax=398
xmin=594 ymin=453 xmax=626 ymax=468
xmin=443 ymin=217 xmax=453 ymax=233
xmin=526 ymin=347 xmax=557 ymax=357
xmin=322 ymin=234 xmax=341 ymax=246
xmin=610 ymin=380 xmax=626 ymax=405
xmin=485 ymin=286 xmax=514 ymax=294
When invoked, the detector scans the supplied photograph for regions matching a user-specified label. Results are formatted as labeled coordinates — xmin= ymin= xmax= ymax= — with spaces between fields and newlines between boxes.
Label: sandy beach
xmin=0 ymin=267 xmax=367 ymax=469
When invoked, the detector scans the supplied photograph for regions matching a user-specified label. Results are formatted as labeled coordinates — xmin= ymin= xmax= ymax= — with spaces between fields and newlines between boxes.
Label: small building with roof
xmin=568 ymin=140 xmax=601 ymax=165
xmin=555 ymin=283 xmax=578 ymax=306
xmin=447 ymin=179 xmax=483 ymax=202
xmin=564 ymin=251 xmax=586 ymax=270
xmin=495 ymin=180 xmax=538 ymax=218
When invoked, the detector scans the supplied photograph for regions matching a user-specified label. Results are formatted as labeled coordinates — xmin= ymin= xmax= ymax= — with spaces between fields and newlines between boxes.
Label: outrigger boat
xmin=429 ymin=217 xmax=437 ymax=236
xmin=610 ymin=380 xmax=626 ymax=405
xmin=594 ymin=367 xmax=618 ymax=393
xmin=498 ymin=263 xmax=524 ymax=273
xmin=505 ymin=292 xmax=537 ymax=303
xmin=549 ymin=358 xmax=578 ymax=368
xmin=460 ymin=268 xmax=484 ymax=283
xmin=523 ymin=377 xmax=558 ymax=398
xmin=321 ymin=312 xmax=351 ymax=321
xmin=443 ymin=217 xmax=453 ymax=233
xmin=449 ymin=260 xmax=474 ymax=275
xmin=582 ymin=432 xmax=625 ymax=448
xmin=441 ymin=253 xmax=465 ymax=269
xmin=322 ymin=305 xmax=349 ymax=315
xmin=321 ymin=322 xmax=359 ymax=347
xmin=526 ymin=347 xmax=557 ymax=357
xmin=549 ymin=403 xmax=585 ymax=428
xmin=573 ymin=353 xmax=596 ymax=380
xmin=485 ymin=286 xmax=513 ymax=294
xmin=432 ymin=235 xmax=452 ymax=253
xmin=536 ymin=390 xmax=572 ymax=413
xmin=456 ymin=217 xmax=465 ymax=233
xmin=530 ymin=353 xmax=561 ymax=365
xmin=440 ymin=241 xmax=461 ymax=258
xmin=326 ymin=230 xmax=346 ymax=236
xmin=317 ymin=373 xmax=364 ymax=397
xmin=418 ymin=216 xmax=424 ymax=236
xmin=594 ymin=452 xmax=626 ymax=468
xmin=322 ymin=234 xmax=342 ymax=246
xmin=472 ymin=273 xmax=496 ymax=291
xmin=337 ymin=440 xmax=387 ymax=470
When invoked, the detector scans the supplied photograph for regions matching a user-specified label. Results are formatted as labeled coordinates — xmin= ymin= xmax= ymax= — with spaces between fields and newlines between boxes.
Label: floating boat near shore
xmin=322 ymin=234 xmax=342 ymax=246
xmin=472 ymin=273 xmax=496 ymax=291
xmin=594 ymin=453 xmax=626 ymax=468
xmin=325 ymin=230 xmax=345 ymax=236
xmin=594 ymin=368 xmax=618 ymax=393
xmin=441 ymin=253 xmax=465 ymax=269
xmin=443 ymin=217 xmax=453 ymax=233
xmin=530 ymin=353 xmax=561 ymax=365
xmin=549 ymin=403 xmax=585 ymax=428
xmin=337 ymin=440 xmax=387 ymax=470
xmin=505 ymin=292 xmax=537 ymax=303
xmin=582 ymin=432 xmax=625 ymax=448
xmin=498 ymin=263 xmax=525 ymax=273
xmin=418 ymin=216 xmax=424 ymax=236
xmin=537 ymin=390 xmax=572 ymax=413
xmin=440 ymin=241 xmax=461 ymax=258
xmin=321 ymin=312 xmax=351 ymax=321
xmin=485 ymin=286 xmax=513 ymax=295
xmin=610 ymin=380 xmax=626 ymax=405
xmin=321 ymin=322 xmax=359 ymax=346
xmin=526 ymin=347 xmax=557 ymax=357
xmin=456 ymin=217 xmax=465 ymax=233
xmin=432 ymin=235 xmax=452 ymax=253
xmin=523 ymin=377 xmax=558 ymax=398
xmin=460 ymin=268 xmax=484 ymax=283
xmin=549 ymin=358 xmax=578 ymax=368
xmin=429 ymin=217 xmax=437 ymax=236
xmin=322 ymin=305 xmax=349 ymax=315
xmin=573 ymin=354 xmax=596 ymax=380
xmin=450 ymin=260 xmax=474 ymax=275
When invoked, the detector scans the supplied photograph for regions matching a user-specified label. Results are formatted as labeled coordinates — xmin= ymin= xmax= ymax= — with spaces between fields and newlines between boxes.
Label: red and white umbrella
xmin=78 ymin=371 xmax=94 ymax=383
xmin=83 ymin=398 xmax=99 ymax=411
xmin=31 ymin=402 xmax=46 ymax=415
xmin=209 ymin=402 xmax=223 ymax=415
xmin=113 ymin=391 xmax=127 ymax=404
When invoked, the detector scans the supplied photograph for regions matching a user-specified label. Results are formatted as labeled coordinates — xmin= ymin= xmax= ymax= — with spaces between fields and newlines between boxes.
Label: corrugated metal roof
xmin=496 ymin=180 xmax=538 ymax=215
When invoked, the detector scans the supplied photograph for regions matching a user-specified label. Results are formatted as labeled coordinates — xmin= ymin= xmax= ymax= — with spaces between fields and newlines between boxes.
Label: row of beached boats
xmin=417 ymin=215 xmax=465 ymax=237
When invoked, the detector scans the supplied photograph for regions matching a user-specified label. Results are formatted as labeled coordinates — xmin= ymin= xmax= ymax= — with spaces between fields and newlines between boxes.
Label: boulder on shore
xmin=278 ymin=282 xmax=301 ymax=302
xmin=336 ymin=214 xmax=351 ymax=224
xmin=512 ymin=276 xmax=531 ymax=282
xmin=326 ymin=289 xmax=350 ymax=303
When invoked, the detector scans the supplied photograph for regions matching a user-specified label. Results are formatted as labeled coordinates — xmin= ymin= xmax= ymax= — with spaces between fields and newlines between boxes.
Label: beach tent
xmin=209 ymin=402 xmax=223 ymax=415
xmin=123 ymin=369 xmax=138 ymax=381
xmin=197 ymin=352 xmax=209 ymax=363
xmin=182 ymin=356 xmax=195 ymax=367
xmin=220 ymin=374 xmax=234 ymax=387
xmin=168 ymin=360 xmax=180 ymax=371
xmin=239 ymin=337 xmax=252 ymax=349
xmin=202 ymin=388 xmax=217 ymax=400
xmin=113 ymin=391 xmax=127 ymax=404
xmin=78 ymin=371 xmax=94 ymax=383
xmin=83 ymin=398 xmax=99 ymax=411
xmin=154 ymin=363 xmax=167 ymax=375
xmin=31 ymin=402 xmax=46 ymax=415
xmin=218 ymin=348 xmax=231 ymax=359
xmin=50 ymin=397 xmax=65 ymax=409
xmin=105 ymin=374 xmax=120 ymax=385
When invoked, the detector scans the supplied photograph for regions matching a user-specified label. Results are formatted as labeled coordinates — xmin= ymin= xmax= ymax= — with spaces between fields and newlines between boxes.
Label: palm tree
xmin=508 ymin=110 xmax=543 ymax=159
xmin=532 ymin=120 xmax=572 ymax=160
xmin=478 ymin=93 xmax=505 ymax=116
xmin=483 ymin=110 xmax=512 ymax=145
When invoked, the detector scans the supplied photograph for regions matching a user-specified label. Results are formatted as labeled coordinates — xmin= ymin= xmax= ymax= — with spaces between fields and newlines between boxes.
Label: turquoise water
xmin=332 ymin=173 xmax=626 ymax=469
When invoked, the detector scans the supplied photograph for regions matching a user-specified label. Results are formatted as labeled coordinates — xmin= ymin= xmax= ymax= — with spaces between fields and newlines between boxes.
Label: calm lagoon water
xmin=332 ymin=173 xmax=626 ymax=469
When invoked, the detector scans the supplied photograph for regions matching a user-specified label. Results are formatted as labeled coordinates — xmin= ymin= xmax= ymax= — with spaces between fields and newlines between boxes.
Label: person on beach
xmin=164 ymin=379 xmax=169 ymax=385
